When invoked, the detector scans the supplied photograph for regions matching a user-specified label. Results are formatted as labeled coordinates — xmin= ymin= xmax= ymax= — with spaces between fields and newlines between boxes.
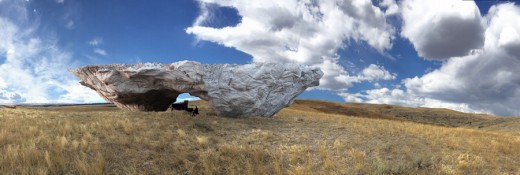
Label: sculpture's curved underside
xmin=70 ymin=61 xmax=323 ymax=117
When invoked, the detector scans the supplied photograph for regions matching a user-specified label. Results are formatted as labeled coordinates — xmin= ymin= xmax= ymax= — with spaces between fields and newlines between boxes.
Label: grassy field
xmin=1 ymin=100 xmax=520 ymax=174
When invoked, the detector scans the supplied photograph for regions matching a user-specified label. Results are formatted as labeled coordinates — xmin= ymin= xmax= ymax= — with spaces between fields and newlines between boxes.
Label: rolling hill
xmin=291 ymin=99 xmax=520 ymax=136
xmin=291 ymin=99 xmax=497 ymax=127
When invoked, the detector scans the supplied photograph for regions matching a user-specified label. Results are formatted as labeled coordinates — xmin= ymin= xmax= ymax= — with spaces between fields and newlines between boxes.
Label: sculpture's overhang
xmin=70 ymin=61 xmax=323 ymax=117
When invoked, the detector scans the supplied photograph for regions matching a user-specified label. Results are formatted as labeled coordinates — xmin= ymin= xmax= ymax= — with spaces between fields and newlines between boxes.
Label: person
xmin=192 ymin=106 xmax=199 ymax=117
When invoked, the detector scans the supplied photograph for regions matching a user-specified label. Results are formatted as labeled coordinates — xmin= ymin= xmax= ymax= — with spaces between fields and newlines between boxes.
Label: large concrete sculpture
xmin=70 ymin=61 xmax=323 ymax=117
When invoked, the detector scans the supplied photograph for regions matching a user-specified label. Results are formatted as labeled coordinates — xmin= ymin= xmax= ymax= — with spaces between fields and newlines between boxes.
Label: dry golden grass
xmin=292 ymin=99 xmax=497 ymax=127
xmin=469 ymin=117 xmax=520 ymax=136
xmin=0 ymin=100 xmax=519 ymax=174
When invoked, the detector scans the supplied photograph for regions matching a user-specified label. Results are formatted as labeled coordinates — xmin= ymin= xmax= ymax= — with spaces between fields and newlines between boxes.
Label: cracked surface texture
xmin=70 ymin=61 xmax=323 ymax=117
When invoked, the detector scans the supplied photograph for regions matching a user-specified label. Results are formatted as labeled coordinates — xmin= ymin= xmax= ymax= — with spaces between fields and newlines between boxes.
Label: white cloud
xmin=93 ymin=48 xmax=107 ymax=56
xmin=314 ymin=60 xmax=396 ymax=91
xmin=379 ymin=0 xmax=399 ymax=16
xmin=192 ymin=1 xmax=213 ymax=27
xmin=338 ymin=92 xmax=364 ymax=103
xmin=56 ymin=0 xmax=64 ymax=4
xmin=315 ymin=58 xmax=358 ymax=90
xmin=56 ymin=82 xmax=105 ymax=103
xmin=88 ymin=37 xmax=103 ymax=46
xmin=89 ymin=37 xmax=108 ymax=56
xmin=363 ymin=88 xmax=420 ymax=106
xmin=374 ymin=82 xmax=381 ymax=88
xmin=344 ymin=3 xmax=520 ymax=116
xmin=359 ymin=64 xmax=396 ymax=81
xmin=339 ymin=88 xmax=481 ymax=113
xmin=0 ymin=78 xmax=6 ymax=89
xmin=402 ymin=3 xmax=520 ymax=116
xmin=0 ymin=1 xmax=104 ymax=104
xmin=187 ymin=0 xmax=395 ymax=91
xmin=400 ymin=0 xmax=485 ymax=59
xmin=0 ymin=89 xmax=23 ymax=102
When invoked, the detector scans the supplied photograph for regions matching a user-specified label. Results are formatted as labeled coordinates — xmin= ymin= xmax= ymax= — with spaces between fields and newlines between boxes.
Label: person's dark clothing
xmin=192 ymin=106 xmax=199 ymax=116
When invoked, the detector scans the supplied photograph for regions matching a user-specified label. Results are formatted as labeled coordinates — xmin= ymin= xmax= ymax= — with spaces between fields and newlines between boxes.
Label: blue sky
xmin=1 ymin=0 xmax=520 ymax=116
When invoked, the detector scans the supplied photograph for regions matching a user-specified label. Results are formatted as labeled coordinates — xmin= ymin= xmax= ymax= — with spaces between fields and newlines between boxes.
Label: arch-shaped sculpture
xmin=70 ymin=61 xmax=323 ymax=117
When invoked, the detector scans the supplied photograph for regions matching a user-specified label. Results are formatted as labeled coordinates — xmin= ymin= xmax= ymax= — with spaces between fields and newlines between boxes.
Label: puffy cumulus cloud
xmin=314 ymin=60 xmax=396 ymax=91
xmin=347 ymin=3 xmax=520 ymax=116
xmin=340 ymin=88 xmax=420 ymax=106
xmin=484 ymin=4 xmax=520 ymax=57
xmin=315 ymin=58 xmax=358 ymax=90
xmin=361 ymin=88 xmax=422 ymax=106
xmin=404 ymin=3 xmax=520 ymax=116
xmin=359 ymin=64 xmax=396 ymax=81
xmin=186 ymin=0 xmax=396 ymax=90
xmin=0 ymin=1 xmax=103 ymax=104
xmin=400 ymin=0 xmax=485 ymax=59
xmin=338 ymin=92 xmax=364 ymax=103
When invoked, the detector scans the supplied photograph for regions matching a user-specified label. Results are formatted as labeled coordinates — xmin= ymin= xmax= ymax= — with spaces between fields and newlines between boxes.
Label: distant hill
xmin=290 ymin=99 xmax=520 ymax=136
xmin=0 ymin=105 xmax=17 ymax=109
xmin=18 ymin=103 xmax=118 ymax=112
xmin=290 ymin=99 xmax=497 ymax=127
xmin=467 ymin=117 xmax=520 ymax=136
